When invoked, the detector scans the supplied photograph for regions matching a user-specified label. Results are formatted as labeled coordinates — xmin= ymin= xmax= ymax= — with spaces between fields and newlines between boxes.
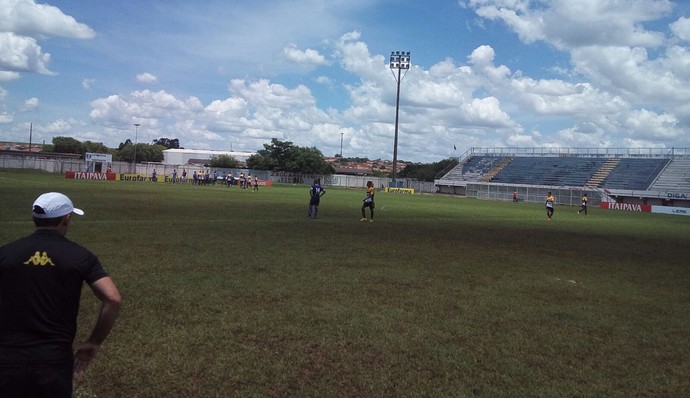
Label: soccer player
xmin=545 ymin=191 xmax=555 ymax=221
xmin=578 ymin=193 xmax=588 ymax=215
xmin=308 ymin=179 xmax=325 ymax=218
xmin=361 ymin=180 xmax=375 ymax=222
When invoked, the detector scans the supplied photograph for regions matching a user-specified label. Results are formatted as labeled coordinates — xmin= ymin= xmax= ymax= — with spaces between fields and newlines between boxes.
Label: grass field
xmin=1 ymin=169 xmax=689 ymax=397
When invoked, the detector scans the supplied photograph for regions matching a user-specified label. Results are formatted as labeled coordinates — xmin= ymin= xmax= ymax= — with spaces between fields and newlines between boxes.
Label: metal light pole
xmin=389 ymin=51 xmax=410 ymax=183
xmin=340 ymin=132 xmax=344 ymax=159
xmin=133 ymin=123 xmax=140 ymax=172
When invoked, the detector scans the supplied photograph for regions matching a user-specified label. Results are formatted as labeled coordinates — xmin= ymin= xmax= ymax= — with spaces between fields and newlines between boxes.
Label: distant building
xmin=163 ymin=149 xmax=257 ymax=165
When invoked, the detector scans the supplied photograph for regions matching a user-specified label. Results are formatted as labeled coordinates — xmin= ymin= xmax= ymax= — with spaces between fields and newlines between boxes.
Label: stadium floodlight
xmin=133 ymin=123 xmax=140 ymax=171
xmin=389 ymin=50 xmax=410 ymax=183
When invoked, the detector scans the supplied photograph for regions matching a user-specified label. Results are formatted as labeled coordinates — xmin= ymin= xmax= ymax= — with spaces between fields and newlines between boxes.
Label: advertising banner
xmin=599 ymin=202 xmax=652 ymax=212
xmin=386 ymin=187 xmax=415 ymax=194
xmin=651 ymin=206 xmax=690 ymax=216
xmin=65 ymin=172 xmax=116 ymax=180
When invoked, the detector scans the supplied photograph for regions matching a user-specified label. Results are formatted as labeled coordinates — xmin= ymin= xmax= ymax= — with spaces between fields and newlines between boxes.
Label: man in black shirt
xmin=0 ymin=192 xmax=122 ymax=398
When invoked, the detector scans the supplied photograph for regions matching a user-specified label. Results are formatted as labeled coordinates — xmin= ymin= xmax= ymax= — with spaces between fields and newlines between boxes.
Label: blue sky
xmin=2 ymin=0 xmax=690 ymax=162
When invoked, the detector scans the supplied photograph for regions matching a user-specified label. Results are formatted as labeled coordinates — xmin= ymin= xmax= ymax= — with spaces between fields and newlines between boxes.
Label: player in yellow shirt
xmin=360 ymin=181 xmax=375 ymax=222
xmin=545 ymin=192 xmax=555 ymax=221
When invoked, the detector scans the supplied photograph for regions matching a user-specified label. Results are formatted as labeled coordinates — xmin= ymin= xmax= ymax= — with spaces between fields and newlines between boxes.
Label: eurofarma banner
xmin=64 ymin=172 xmax=151 ymax=182
xmin=118 ymin=173 xmax=154 ymax=182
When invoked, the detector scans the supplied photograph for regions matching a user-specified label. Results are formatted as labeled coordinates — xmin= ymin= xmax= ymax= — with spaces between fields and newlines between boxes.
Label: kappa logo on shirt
xmin=23 ymin=251 xmax=56 ymax=266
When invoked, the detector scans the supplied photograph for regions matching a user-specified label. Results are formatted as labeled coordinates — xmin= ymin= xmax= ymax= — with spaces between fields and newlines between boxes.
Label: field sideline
xmin=1 ymin=169 xmax=689 ymax=397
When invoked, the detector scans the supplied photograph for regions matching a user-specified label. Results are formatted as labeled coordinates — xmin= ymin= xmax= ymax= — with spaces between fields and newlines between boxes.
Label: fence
xmin=466 ymin=183 xmax=599 ymax=207
xmin=0 ymin=153 xmax=438 ymax=193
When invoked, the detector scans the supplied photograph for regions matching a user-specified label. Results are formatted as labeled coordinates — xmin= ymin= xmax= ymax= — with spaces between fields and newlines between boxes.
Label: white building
xmin=162 ymin=149 xmax=257 ymax=165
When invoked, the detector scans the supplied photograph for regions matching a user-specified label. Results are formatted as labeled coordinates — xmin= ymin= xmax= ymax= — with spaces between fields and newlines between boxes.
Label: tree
xmin=262 ymin=138 xmax=297 ymax=170
xmin=83 ymin=141 xmax=111 ymax=154
xmin=117 ymin=139 xmax=132 ymax=151
xmin=398 ymin=158 xmax=459 ymax=182
xmin=210 ymin=154 xmax=239 ymax=168
xmin=247 ymin=138 xmax=334 ymax=174
xmin=50 ymin=136 xmax=84 ymax=154
xmin=135 ymin=144 xmax=164 ymax=163
xmin=117 ymin=143 xmax=164 ymax=163
xmin=246 ymin=153 xmax=277 ymax=170
xmin=152 ymin=138 xmax=180 ymax=149
xmin=286 ymin=146 xmax=335 ymax=174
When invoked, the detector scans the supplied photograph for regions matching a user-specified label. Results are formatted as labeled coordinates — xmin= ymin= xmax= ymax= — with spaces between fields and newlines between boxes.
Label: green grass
xmin=1 ymin=169 xmax=689 ymax=397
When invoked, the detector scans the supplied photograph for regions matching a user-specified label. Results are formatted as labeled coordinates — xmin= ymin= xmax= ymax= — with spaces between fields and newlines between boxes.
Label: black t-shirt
xmin=0 ymin=229 xmax=108 ymax=364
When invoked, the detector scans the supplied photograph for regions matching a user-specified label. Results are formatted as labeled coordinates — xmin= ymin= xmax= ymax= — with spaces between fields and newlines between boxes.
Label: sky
xmin=2 ymin=0 xmax=690 ymax=163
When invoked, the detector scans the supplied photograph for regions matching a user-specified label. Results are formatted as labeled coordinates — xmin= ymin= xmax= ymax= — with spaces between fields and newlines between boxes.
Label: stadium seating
xmin=436 ymin=151 xmax=689 ymax=192
xmin=649 ymin=158 xmax=690 ymax=191
xmin=600 ymin=158 xmax=670 ymax=190
xmin=489 ymin=157 xmax=606 ymax=186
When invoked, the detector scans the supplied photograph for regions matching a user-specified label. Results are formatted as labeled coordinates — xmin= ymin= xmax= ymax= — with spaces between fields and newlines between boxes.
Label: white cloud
xmin=136 ymin=73 xmax=159 ymax=84
xmin=20 ymin=96 xmax=38 ymax=112
xmin=314 ymin=75 xmax=334 ymax=86
xmin=0 ymin=71 xmax=20 ymax=81
xmin=82 ymin=78 xmax=95 ymax=90
xmin=0 ymin=0 xmax=95 ymax=39
xmin=671 ymin=17 xmax=690 ymax=41
xmin=0 ymin=0 xmax=93 ymax=77
xmin=282 ymin=43 xmax=328 ymax=67
xmin=462 ymin=0 xmax=671 ymax=49
xmin=0 ymin=112 xmax=13 ymax=124
xmin=0 ymin=32 xmax=53 ymax=74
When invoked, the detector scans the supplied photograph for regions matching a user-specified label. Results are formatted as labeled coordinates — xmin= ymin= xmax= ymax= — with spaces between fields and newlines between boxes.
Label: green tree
xmin=51 ymin=136 xmax=84 ymax=154
xmin=210 ymin=154 xmax=239 ymax=168
xmin=152 ymin=138 xmax=180 ymax=149
xmin=286 ymin=146 xmax=335 ymax=174
xmin=117 ymin=139 xmax=132 ymax=151
xmin=117 ymin=143 xmax=164 ymax=163
xmin=248 ymin=138 xmax=334 ymax=174
xmin=398 ymin=158 xmax=459 ymax=182
xmin=246 ymin=153 xmax=278 ymax=170
xmin=263 ymin=138 xmax=297 ymax=170
xmin=83 ymin=141 xmax=111 ymax=154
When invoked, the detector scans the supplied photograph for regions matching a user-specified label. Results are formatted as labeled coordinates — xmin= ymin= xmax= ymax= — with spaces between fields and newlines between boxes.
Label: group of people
xmin=151 ymin=169 xmax=188 ymax=184
xmin=307 ymin=180 xmax=375 ymax=222
xmin=544 ymin=192 xmax=588 ymax=221
xmin=149 ymin=169 xmax=260 ymax=190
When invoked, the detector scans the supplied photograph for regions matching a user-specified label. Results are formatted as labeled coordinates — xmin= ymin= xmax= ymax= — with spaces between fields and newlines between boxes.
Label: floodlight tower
xmin=340 ymin=132 xmax=344 ymax=159
xmin=389 ymin=50 xmax=410 ymax=183
xmin=133 ymin=123 xmax=140 ymax=171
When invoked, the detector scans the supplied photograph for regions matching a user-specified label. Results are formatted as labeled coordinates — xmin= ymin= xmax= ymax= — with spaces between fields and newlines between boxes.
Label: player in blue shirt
xmin=308 ymin=179 xmax=326 ymax=219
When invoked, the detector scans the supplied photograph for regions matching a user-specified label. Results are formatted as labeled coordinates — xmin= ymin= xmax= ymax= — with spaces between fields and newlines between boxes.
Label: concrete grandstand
xmin=435 ymin=147 xmax=690 ymax=208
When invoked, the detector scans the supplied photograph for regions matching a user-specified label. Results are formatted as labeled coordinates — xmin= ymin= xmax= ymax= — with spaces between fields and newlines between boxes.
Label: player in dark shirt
xmin=308 ymin=179 xmax=326 ymax=219
xmin=0 ymin=192 xmax=121 ymax=398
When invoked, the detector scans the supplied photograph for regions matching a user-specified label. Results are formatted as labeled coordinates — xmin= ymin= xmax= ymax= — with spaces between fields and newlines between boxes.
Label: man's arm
xmin=74 ymin=276 xmax=122 ymax=373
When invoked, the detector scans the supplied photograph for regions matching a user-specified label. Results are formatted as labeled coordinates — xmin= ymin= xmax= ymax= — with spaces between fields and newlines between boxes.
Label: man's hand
xmin=73 ymin=341 xmax=100 ymax=374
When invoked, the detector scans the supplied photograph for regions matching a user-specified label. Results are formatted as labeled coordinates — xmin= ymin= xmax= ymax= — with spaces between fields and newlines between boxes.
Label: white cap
xmin=32 ymin=192 xmax=85 ymax=219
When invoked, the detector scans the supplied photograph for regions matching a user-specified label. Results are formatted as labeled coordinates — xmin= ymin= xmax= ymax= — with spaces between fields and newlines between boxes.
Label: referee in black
xmin=0 ymin=192 xmax=122 ymax=398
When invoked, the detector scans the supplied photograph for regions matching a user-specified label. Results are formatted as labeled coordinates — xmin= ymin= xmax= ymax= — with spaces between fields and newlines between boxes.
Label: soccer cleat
xmin=369 ymin=219 xmax=374 ymax=222
xmin=360 ymin=217 xmax=367 ymax=222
